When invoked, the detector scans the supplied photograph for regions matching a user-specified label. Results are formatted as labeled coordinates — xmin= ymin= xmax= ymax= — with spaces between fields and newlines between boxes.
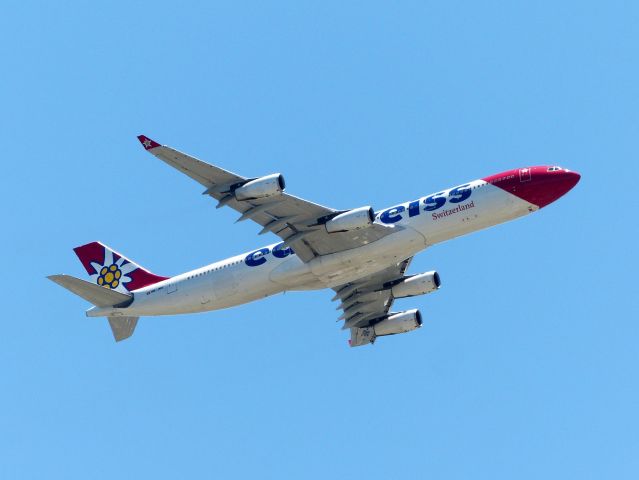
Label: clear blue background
xmin=2 ymin=1 xmax=637 ymax=478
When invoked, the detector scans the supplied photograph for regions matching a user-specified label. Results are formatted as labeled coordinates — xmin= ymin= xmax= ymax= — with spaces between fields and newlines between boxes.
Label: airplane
xmin=48 ymin=135 xmax=581 ymax=346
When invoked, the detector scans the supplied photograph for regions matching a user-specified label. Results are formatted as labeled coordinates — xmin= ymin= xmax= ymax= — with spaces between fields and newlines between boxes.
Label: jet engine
xmin=325 ymin=206 xmax=375 ymax=233
xmin=373 ymin=309 xmax=422 ymax=336
xmin=390 ymin=271 xmax=441 ymax=298
xmin=234 ymin=174 xmax=285 ymax=201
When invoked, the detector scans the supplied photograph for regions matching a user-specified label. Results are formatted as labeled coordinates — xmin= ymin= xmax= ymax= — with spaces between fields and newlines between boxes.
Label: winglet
xmin=137 ymin=135 xmax=161 ymax=150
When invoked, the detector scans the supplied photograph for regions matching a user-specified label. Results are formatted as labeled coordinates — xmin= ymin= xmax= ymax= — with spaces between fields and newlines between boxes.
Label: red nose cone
xmin=533 ymin=169 xmax=581 ymax=208
xmin=483 ymin=167 xmax=580 ymax=209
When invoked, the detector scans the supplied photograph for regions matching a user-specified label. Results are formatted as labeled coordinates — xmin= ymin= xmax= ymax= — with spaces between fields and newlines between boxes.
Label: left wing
xmin=137 ymin=135 xmax=395 ymax=262
xmin=331 ymin=258 xmax=413 ymax=347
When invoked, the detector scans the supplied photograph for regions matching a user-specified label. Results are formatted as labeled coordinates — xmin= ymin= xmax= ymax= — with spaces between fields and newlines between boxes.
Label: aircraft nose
xmin=565 ymin=170 xmax=581 ymax=188
xmin=534 ymin=168 xmax=581 ymax=208
xmin=482 ymin=166 xmax=580 ymax=209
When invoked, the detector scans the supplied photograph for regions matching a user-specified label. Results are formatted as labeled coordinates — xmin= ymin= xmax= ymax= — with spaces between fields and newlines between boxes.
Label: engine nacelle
xmin=391 ymin=271 xmax=441 ymax=298
xmin=325 ymin=206 xmax=375 ymax=233
xmin=234 ymin=174 xmax=285 ymax=201
xmin=373 ymin=309 xmax=422 ymax=336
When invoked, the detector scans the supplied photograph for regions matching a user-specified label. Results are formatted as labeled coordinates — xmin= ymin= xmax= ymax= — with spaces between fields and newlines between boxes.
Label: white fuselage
xmin=88 ymin=179 xmax=534 ymax=318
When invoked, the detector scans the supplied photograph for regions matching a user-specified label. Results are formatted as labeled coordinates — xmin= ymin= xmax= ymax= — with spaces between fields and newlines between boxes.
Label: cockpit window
xmin=547 ymin=166 xmax=561 ymax=172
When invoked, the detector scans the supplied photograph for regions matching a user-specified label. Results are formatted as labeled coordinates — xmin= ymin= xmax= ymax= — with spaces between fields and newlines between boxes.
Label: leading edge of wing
xmin=137 ymin=134 xmax=246 ymax=189
xmin=135 ymin=135 xmax=392 ymax=261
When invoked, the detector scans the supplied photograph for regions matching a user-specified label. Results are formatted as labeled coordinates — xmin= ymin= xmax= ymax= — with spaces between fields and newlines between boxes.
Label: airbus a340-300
xmin=49 ymin=136 xmax=580 ymax=346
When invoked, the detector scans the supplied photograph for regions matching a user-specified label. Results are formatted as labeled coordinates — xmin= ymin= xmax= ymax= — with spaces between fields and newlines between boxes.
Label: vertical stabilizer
xmin=73 ymin=241 xmax=168 ymax=293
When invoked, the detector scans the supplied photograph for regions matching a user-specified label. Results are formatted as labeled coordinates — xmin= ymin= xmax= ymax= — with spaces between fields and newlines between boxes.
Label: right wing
xmin=331 ymin=258 xmax=413 ymax=347
xmin=137 ymin=135 xmax=396 ymax=262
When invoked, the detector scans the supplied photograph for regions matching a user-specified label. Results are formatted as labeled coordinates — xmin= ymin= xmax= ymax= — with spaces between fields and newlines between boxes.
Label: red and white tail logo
xmin=73 ymin=241 xmax=168 ymax=293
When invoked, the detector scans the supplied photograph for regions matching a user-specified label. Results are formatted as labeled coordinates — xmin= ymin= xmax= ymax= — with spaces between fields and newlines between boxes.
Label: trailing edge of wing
xmin=332 ymin=258 xmax=413 ymax=332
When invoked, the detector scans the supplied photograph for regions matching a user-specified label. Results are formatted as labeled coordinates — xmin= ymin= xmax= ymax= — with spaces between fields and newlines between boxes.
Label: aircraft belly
xmin=111 ymin=267 xmax=275 ymax=316
xmin=308 ymin=226 xmax=426 ymax=288
xmin=201 ymin=269 xmax=283 ymax=311
xmin=269 ymin=257 xmax=322 ymax=290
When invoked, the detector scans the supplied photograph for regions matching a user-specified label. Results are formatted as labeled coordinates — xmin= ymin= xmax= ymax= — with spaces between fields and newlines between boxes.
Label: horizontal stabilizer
xmin=48 ymin=274 xmax=133 ymax=308
xmin=108 ymin=316 xmax=139 ymax=341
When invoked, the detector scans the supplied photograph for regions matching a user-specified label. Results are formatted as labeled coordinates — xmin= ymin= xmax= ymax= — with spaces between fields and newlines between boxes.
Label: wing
xmin=331 ymin=258 xmax=413 ymax=347
xmin=137 ymin=135 xmax=394 ymax=262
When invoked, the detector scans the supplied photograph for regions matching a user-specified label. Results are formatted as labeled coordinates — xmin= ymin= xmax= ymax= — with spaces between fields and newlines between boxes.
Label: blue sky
xmin=2 ymin=1 xmax=637 ymax=478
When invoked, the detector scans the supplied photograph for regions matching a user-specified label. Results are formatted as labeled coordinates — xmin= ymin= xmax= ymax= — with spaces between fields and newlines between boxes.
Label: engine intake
xmin=391 ymin=271 xmax=440 ymax=298
xmin=325 ymin=206 xmax=375 ymax=233
xmin=234 ymin=174 xmax=285 ymax=201
xmin=373 ymin=309 xmax=422 ymax=336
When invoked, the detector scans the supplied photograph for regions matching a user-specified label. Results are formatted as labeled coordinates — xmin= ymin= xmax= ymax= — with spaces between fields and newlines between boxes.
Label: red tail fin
xmin=73 ymin=241 xmax=168 ymax=293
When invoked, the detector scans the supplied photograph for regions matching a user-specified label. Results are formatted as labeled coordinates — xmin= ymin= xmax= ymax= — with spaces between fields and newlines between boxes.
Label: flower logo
xmin=98 ymin=264 xmax=123 ymax=289
xmin=89 ymin=248 xmax=137 ymax=293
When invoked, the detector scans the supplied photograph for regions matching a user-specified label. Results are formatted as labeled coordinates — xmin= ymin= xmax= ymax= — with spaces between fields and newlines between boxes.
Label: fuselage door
xmin=519 ymin=168 xmax=532 ymax=182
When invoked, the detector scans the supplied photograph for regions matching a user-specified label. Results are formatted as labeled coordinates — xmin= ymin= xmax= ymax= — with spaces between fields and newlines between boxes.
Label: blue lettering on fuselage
xmin=245 ymin=242 xmax=294 ymax=267
xmin=379 ymin=205 xmax=405 ymax=224
xmin=408 ymin=200 xmax=420 ymax=217
xmin=246 ymin=184 xmax=474 ymax=266
xmin=245 ymin=247 xmax=270 ymax=267
xmin=448 ymin=184 xmax=472 ymax=203
xmin=272 ymin=242 xmax=294 ymax=258
xmin=378 ymin=183 xmax=473 ymax=224
xmin=423 ymin=192 xmax=446 ymax=211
